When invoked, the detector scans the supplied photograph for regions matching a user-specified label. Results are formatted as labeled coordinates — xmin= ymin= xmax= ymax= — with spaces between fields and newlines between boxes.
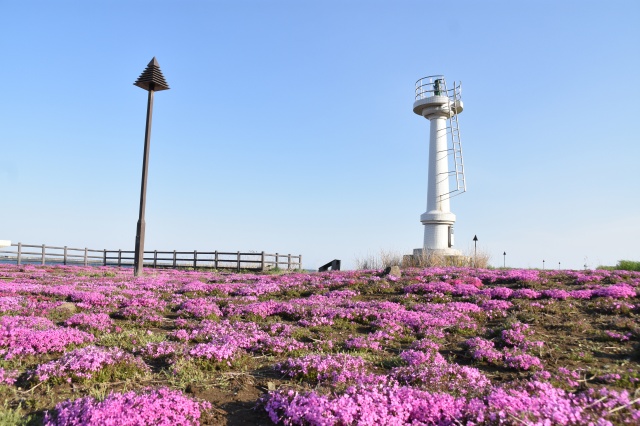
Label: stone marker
xmin=58 ymin=302 xmax=77 ymax=313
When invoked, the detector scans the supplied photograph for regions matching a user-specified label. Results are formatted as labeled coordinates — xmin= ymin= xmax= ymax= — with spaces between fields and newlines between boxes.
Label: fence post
xmin=214 ymin=251 xmax=218 ymax=269
xmin=237 ymin=251 xmax=241 ymax=272
xmin=299 ymin=255 xmax=302 ymax=270
xmin=275 ymin=253 xmax=278 ymax=270
xmin=118 ymin=250 xmax=122 ymax=267
xmin=103 ymin=250 xmax=107 ymax=266
xmin=173 ymin=250 xmax=177 ymax=268
xmin=193 ymin=250 xmax=197 ymax=269
xmin=41 ymin=244 xmax=46 ymax=265
xmin=17 ymin=242 xmax=22 ymax=265
xmin=154 ymin=250 xmax=158 ymax=268
xmin=287 ymin=254 xmax=291 ymax=270
xmin=64 ymin=246 xmax=68 ymax=265
xmin=261 ymin=251 xmax=265 ymax=271
xmin=84 ymin=248 xmax=88 ymax=266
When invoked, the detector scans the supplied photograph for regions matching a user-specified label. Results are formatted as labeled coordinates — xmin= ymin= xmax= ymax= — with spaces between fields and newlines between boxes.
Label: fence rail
xmin=0 ymin=243 xmax=301 ymax=272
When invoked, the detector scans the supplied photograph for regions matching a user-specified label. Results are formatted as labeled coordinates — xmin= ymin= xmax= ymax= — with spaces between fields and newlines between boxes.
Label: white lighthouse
xmin=413 ymin=75 xmax=466 ymax=257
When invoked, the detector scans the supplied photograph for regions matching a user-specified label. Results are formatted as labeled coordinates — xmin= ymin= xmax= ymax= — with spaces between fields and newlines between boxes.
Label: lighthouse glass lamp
xmin=413 ymin=75 xmax=466 ymax=257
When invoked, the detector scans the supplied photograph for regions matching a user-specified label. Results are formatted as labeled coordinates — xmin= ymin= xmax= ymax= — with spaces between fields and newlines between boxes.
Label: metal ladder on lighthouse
xmin=441 ymin=80 xmax=466 ymax=200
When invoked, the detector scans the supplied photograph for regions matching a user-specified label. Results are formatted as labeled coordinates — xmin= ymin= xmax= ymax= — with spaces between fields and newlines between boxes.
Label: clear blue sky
xmin=2 ymin=1 xmax=639 ymax=270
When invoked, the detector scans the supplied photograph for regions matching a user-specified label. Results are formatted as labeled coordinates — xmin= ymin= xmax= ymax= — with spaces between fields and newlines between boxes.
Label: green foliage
xmin=597 ymin=259 xmax=640 ymax=271
xmin=616 ymin=260 xmax=640 ymax=272
xmin=0 ymin=402 xmax=41 ymax=426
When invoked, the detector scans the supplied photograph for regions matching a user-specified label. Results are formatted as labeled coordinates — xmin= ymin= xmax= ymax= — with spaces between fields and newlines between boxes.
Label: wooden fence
xmin=0 ymin=243 xmax=301 ymax=271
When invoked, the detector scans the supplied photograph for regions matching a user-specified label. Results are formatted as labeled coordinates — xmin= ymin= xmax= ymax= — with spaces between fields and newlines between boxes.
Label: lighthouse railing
xmin=415 ymin=75 xmax=459 ymax=101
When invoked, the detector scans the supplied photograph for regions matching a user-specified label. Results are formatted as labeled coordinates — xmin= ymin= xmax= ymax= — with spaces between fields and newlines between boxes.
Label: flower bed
xmin=0 ymin=264 xmax=638 ymax=424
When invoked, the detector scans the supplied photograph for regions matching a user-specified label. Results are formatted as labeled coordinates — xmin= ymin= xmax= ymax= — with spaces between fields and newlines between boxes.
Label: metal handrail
xmin=415 ymin=75 xmax=462 ymax=101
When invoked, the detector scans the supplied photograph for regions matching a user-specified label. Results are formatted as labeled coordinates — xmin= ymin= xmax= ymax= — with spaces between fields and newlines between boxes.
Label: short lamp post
xmin=543 ymin=260 xmax=545 ymax=270
xmin=133 ymin=58 xmax=170 ymax=277
xmin=472 ymin=235 xmax=478 ymax=268
xmin=503 ymin=251 xmax=506 ymax=268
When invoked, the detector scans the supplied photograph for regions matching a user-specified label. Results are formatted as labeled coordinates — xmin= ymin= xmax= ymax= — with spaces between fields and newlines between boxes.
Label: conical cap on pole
xmin=134 ymin=57 xmax=170 ymax=91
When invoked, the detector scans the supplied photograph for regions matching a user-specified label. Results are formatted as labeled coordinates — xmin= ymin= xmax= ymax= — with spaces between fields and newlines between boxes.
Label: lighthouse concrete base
xmin=413 ymin=248 xmax=462 ymax=258
xmin=404 ymin=248 xmax=469 ymax=268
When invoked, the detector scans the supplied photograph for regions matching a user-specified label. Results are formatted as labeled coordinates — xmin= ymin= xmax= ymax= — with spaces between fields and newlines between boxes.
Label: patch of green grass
xmin=0 ymin=402 xmax=38 ymax=426
xmin=95 ymin=328 xmax=166 ymax=351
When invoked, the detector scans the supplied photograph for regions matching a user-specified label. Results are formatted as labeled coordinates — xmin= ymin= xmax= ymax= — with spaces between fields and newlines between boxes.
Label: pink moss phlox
xmin=277 ymin=353 xmax=368 ymax=384
xmin=264 ymin=380 xmax=640 ymax=425
xmin=138 ymin=341 xmax=183 ymax=360
xmin=511 ymin=288 xmax=541 ymax=299
xmin=604 ymin=330 xmax=632 ymax=342
xmin=29 ymin=345 xmax=148 ymax=382
xmin=501 ymin=322 xmax=534 ymax=346
xmin=64 ymin=313 xmax=114 ymax=332
xmin=1 ymin=315 xmax=94 ymax=359
xmin=43 ymin=387 xmax=210 ymax=426
xmin=593 ymin=284 xmax=637 ymax=299
xmin=344 ymin=336 xmax=382 ymax=351
xmin=0 ymin=296 xmax=24 ymax=313
xmin=391 ymin=353 xmax=491 ymax=396
xmin=0 ymin=367 xmax=19 ymax=385
xmin=480 ymin=299 xmax=513 ymax=319
xmin=176 ymin=297 xmax=223 ymax=319
xmin=542 ymin=289 xmax=571 ymax=300
xmin=464 ymin=337 xmax=503 ymax=364
xmin=264 ymin=384 xmax=468 ymax=426
xmin=503 ymin=347 xmax=544 ymax=371
xmin=480 ymin=286 xmax=514 ymax=299
xmin=189 ymin=342 xmax=240 ymax=363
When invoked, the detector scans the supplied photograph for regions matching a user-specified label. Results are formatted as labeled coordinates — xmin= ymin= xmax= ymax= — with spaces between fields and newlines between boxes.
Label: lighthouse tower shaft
xmin=413 ymin=76 xmax=464 ymax=255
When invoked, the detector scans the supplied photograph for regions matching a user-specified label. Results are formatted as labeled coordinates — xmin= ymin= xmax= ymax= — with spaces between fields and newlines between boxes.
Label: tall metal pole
xmin=134 ymin=85 xmax=155 ymax=276
xmin=132 ymin=58 xmax=170 ymax=277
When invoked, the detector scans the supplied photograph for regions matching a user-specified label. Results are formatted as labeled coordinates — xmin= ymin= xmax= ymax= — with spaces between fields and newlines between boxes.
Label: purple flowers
xmin=0 ymin=263 xmax=638 ymax=424
xmin=64 ymin=313 xmax=114 ymax=332
xmin=0 ymin=315 xmax=94 ymax=359
xmin=44 ymin=387 xmax=210 ymax=426
xmin=29 ymin=345 xmax=149 ymax=383
xmin=277 ymin=353 xmax=368 ymax=383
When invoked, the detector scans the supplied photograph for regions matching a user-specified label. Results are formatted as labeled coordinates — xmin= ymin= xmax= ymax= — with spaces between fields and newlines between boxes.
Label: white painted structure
xmin=0 ymin=240 xmax=10 ymax=248
xmin=413 ymin=75 xmax=466 ymax=256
